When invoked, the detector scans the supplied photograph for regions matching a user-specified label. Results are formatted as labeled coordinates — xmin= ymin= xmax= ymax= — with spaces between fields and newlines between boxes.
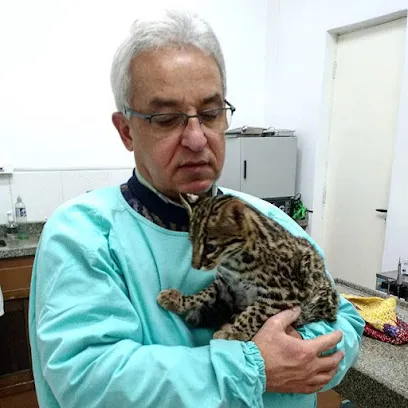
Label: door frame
xmin=311 ymin=11 xmax=408 ymax=272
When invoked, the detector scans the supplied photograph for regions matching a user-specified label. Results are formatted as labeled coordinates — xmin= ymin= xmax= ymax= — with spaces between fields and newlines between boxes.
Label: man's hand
xmin=285 ymin=325 xmax=303 ymax=340
xmin=253 ymin=307 xmax=344 ymax=394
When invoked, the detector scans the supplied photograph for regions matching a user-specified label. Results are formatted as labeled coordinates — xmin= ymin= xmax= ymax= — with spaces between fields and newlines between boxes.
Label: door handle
xmin=375 ymin=209 xmax=388 ymax=213
xmin=243 ymin=160 xmax=247 ymax=179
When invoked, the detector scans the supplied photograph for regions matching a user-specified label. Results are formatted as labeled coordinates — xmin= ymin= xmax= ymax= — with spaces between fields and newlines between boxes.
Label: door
xmin=322 ymin=18 xmax=406 ymax=288
xmin=217 ymin=137 xmax=241 ymax=191
xmin=241 ymin=137 xmax=297 ymax=198
xmin=0 ymin=256 xmax=37 ymax=407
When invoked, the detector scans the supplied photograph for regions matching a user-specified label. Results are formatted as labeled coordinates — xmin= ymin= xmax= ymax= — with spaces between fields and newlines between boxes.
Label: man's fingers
xmin=286 ymin=326 xmax=303 ymax=340
xmin=306 ymin=367 xmax=338 ymax=388
xmin=314 ymin=351 xmax=344 ymax=372
xmin=267 ymin=307 xmax=302 ymax=330
xmin=307 ymin=330 xmax=343 ymax=354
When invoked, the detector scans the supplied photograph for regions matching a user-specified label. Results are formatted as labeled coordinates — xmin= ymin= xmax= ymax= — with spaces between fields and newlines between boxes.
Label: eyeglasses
xmin=123 ymin=100 xmax=235 ymax=135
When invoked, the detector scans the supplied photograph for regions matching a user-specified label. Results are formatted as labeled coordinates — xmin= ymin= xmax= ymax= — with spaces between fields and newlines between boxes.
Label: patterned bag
xmin=364 ymin=319 xmax=408 ymax=344
xmin=342 ymin=294 xmax=408 ymax=345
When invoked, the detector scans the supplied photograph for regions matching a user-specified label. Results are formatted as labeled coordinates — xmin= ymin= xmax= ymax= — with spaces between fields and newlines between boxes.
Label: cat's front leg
xmin=157 ymin=289 xmax=185 ymax=313
xmin=213 ymin=302 xmax=280 ymax=341
xmin=157 ymin=281 xmax=219 ymax=317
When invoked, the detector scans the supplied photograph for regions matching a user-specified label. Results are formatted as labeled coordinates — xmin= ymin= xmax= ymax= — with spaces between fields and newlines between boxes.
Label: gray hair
xmin=110 ymin=9 xmax=227 ymax=113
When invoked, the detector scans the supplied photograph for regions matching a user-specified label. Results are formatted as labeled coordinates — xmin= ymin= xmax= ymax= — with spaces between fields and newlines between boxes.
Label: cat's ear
xmin=221 ymin=198 xmax=247 ymax=230
xmin=179 ymin=193 xmax=200 ymax=215
xmin=226 ymin=199 xmax=246 ymax=222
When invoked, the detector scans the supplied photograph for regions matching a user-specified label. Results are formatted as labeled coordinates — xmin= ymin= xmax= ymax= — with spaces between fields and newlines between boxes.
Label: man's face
xmin=113 ymin=46 xmax=226 ymax=198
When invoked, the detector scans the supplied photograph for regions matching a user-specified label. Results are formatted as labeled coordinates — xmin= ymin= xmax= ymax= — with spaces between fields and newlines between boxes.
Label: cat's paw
xmin=157 ymin=289 xmax=183 ymax=312
xmin=213 ymin=326 xmax=248 ymax=341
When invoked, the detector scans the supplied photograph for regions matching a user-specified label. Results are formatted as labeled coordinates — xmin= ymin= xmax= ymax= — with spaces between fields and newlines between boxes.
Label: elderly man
xmin=29 ymin=9 xmax=364 ymax=408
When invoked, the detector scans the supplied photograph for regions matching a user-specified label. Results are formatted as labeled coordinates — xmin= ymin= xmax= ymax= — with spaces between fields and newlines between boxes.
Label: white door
xmin=241 ymin=137 xmax=297 ymax=198
xmin=322 ymin=18 xmax=406 ymax=289
xmin=218 ymin=137 xmax=241 ymax=191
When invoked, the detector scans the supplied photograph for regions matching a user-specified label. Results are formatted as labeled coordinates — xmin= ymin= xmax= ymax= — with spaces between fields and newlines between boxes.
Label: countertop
xmin=0 ymin=234 xmax=40 ymax=259
xmin=334 ymin=278 xmax=408 ymax=408
xmin=0 ymin=222 xmax=43 ymax=259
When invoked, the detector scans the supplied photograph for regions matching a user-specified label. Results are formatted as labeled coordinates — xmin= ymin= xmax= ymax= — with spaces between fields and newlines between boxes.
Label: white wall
xmin=0 ymin=169 xmax=133 ymax=223
xmin=0 ymin=0 xmax=272 ymax=223
xmin=265 ymin=0 xmax=408 ymax=271
xmin=0 ymin=0 xmax=269 ymax=170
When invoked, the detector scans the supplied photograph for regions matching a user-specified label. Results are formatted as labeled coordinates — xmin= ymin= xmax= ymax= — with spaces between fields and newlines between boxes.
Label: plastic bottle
xmin=6 ymin=210 xmax=15 ymax=227
xmin=5 ymin=210 xmax=18 ymax=240
xmin=14 ymin=196 xmax=27 ymax=224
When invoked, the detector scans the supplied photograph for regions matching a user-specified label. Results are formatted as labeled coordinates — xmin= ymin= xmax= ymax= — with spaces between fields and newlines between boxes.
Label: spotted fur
xmin=157 ymin=194 xmax=339 ymax=341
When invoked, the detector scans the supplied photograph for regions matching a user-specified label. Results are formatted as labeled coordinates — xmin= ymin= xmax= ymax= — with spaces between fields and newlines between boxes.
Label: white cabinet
xmin=217 ymin=137 xmax=241 ymax=192
xmin=218 ymin=136 xmax=297 ymax=198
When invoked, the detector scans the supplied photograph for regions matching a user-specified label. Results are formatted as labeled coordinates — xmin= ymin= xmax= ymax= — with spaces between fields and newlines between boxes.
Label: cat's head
xmin=180 ymin=193 xmax=249 ymax=270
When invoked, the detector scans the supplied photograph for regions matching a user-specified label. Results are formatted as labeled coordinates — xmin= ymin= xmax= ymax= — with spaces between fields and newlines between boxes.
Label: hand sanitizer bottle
xmin=15 ymin=196 xmax=27 ymax=224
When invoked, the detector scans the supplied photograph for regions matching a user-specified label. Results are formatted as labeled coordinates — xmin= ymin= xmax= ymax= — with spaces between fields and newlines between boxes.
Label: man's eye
xmin=153 ymin=114 xmax=182 ymax=127
xmin=200 ymin=110 xmax=221 ymax=122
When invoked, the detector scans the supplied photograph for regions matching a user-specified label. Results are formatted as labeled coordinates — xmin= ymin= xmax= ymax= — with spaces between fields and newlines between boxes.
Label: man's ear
xmin=112 ymin=112 xmax=134 ymax=152
xmin=179 ymin=193 xmax=200 ymax=215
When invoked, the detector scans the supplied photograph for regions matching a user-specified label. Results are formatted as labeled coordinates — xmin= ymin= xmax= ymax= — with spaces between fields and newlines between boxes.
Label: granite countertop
xmin=334 ymin=278 xmax=408 ymax=408
xmin=0 ymin=234 xmax=40 ymax=259
xmin=0 ymin=222 xmax=43 ymax=259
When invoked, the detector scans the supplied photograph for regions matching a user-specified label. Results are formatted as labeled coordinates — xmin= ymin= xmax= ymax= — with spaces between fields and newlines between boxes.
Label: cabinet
xmin=317 ymin=390 xmax=343 ymax=407
xmin=218 ymin=136 xmax=297 ymax=199
xmin=0 ymin=256 xmax=38 ymax=408
xmin=317 ymin=390 xmax=355 ymax=407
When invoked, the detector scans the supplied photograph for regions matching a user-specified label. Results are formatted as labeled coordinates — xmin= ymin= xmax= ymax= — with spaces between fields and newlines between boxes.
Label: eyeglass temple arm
xmin=224 ymin=99 xmax=236 ymax=113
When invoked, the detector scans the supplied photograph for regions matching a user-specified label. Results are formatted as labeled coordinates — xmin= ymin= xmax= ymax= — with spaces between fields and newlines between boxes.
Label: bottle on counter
xmin=6 ymin=210 xmax=16 ymax=228
xmin=397 ymin=258 xmax=402 ymax=286
xmin=14 ymin=196 xmax=27 ymax=224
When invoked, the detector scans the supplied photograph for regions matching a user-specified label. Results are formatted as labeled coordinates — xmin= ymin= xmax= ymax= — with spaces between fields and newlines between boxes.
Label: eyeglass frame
xmin=123 ymin=99 xmax=236 ymax=129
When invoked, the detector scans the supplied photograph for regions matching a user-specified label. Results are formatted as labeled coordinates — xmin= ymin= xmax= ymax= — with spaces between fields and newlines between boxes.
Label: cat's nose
xmin=192 ymin=259 xmax=201 ymax=269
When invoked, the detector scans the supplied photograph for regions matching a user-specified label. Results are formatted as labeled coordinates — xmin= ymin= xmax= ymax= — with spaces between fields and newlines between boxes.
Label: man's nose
xmin=180 ymin=117 xmax=207 ymax=152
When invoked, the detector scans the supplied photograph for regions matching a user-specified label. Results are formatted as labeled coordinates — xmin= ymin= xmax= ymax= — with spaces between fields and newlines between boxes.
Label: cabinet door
xmin=0 ymin=299 xmax=31 ymax=377
xmin=241 ymin=137 xmax=297 ymax=198
xmin=0 ymin=298 xmax=36 ymax=402
xmin=217 ymin=137 xmax=242 ymax=191
xmin=0 ymin=256 xmax=36 ymax=405
xmin=0 ymin=390 xmax=38 ymax=408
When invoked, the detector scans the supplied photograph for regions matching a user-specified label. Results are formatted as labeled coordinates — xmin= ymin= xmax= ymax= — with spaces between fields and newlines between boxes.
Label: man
xmin=29 ymin=9 xmax=364 ymax=408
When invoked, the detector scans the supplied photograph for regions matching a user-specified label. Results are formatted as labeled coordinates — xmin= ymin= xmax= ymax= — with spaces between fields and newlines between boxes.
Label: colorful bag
xmin=342 ymin=294 xmax=408 ymax=345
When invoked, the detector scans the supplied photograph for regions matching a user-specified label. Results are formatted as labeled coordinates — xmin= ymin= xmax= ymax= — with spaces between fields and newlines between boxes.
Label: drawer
xmin=0 ymin=257 xmax=34 ymax=300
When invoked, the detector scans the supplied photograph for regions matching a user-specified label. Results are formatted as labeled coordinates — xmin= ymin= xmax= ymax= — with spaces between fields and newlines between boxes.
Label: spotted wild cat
xmin=157 ymin=193 xmax=339 ymax=341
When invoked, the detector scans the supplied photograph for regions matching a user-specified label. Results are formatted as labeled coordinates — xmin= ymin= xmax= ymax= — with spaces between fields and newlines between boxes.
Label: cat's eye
xmin=205 ymin=243 xmax=217 ymax=254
